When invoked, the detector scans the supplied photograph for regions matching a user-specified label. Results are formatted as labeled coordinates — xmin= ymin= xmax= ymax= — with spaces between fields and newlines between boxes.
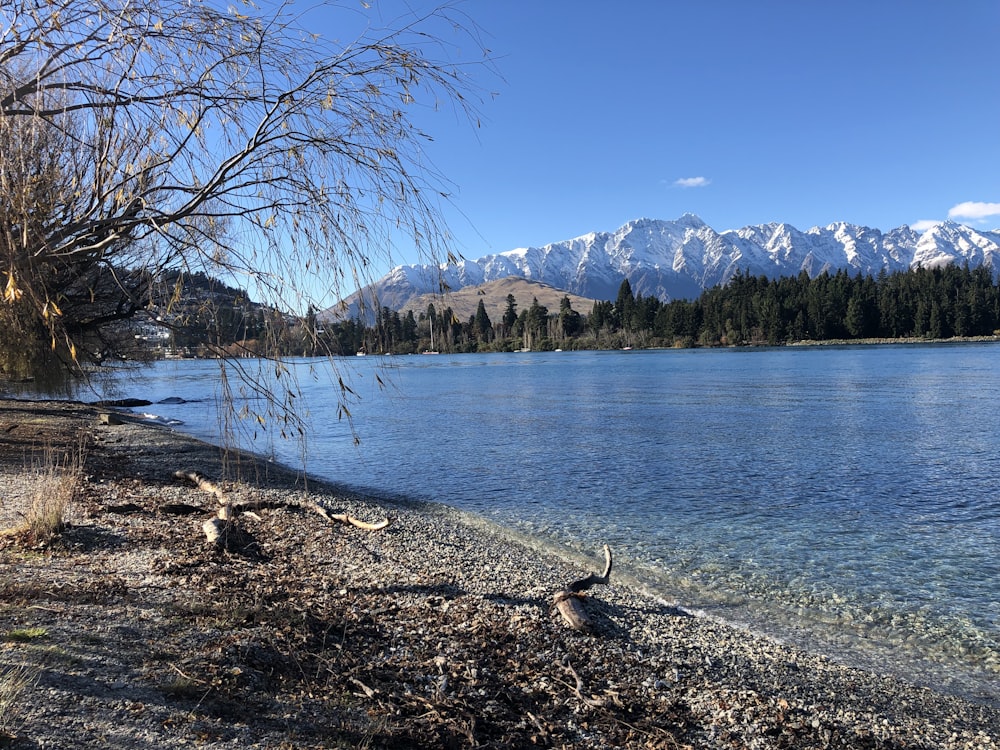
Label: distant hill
xmin=399 ymin=277 xmax=597 ymax=323
xmin=324 ymin=214 xmax=1000 ymax=322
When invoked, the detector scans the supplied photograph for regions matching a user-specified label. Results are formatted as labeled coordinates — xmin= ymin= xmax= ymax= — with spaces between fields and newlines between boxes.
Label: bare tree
xmin=0 ymin=95 xmax=154 ymax=382
xmin=0 ymin=0 xmax=488 ymax=412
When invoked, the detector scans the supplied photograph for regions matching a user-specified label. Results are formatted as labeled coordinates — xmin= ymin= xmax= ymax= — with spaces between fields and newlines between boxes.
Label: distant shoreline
xmin=114 ymin=332 xmax=1000 ymax=364
xmin=784 ymin=334 xmax=1000 ymax=347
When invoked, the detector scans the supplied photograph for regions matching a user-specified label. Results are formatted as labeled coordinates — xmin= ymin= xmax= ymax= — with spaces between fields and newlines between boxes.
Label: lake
xmin=89 ymin=345 xmax=1000 ymax=703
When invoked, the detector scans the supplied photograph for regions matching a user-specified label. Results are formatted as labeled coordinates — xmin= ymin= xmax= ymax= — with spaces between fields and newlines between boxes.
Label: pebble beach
xmin=0 ymin=398 xmax=997 ymax=748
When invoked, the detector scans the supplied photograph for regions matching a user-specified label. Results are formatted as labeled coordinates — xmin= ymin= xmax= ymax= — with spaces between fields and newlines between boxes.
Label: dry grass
xmin=2 ymin=442 xmax=84 ymax=546
xmin=0 ymin=663 xmax=39 ymax=742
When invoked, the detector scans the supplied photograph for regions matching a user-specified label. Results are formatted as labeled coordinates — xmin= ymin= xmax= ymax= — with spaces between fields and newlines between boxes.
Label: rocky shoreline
xmin=0 ymin=398 xmax=997 ymax=748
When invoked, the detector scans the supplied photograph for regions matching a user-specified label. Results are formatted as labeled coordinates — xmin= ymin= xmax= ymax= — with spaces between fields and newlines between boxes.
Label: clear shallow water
xmin=90 ymin=345 xmax=1000 ymax=702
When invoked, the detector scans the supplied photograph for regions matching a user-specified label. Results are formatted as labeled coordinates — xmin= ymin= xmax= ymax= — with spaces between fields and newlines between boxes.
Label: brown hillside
xmin=399 ymin=277 xmax=598 ymax=322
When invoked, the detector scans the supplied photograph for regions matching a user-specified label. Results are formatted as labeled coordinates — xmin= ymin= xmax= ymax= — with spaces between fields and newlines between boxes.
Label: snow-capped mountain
xmin=326 ymin=215 xmax=1000 ymax=320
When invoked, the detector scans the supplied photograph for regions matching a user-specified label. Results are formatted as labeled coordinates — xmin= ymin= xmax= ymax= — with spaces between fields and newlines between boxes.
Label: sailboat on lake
xmin=422 ymin=315 xmax=439 ymax=354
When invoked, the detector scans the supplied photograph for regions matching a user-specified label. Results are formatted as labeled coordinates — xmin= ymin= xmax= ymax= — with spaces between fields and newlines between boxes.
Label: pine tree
xmin=473 ymin=299 xmax=492 ymax=343
xmin=502 ymin=294 xmax=518 ymax=336
xmin=614 ymin=278 xmax=636 ymax=330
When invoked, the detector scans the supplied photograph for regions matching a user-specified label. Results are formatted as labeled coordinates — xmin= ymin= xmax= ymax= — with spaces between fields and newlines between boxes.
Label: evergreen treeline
xmin=313 ymin=264 xmax=1000 ymax=355
xmin=687 ymin=264 xmax=1000 ymax=346
xmin=327 ymin=265 xmax=1000 ymax=354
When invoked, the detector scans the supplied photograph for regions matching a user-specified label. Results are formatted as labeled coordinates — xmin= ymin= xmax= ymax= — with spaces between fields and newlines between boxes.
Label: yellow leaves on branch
xmin=50 ymin=334 xmax=77 ymax=360
xmin=2 ymin=272 xmax=22 ymax=303
xmin=41 ymin=301 xmax=62 ymax=320
xmin=2 ymin=271 xmax=76 ymax=359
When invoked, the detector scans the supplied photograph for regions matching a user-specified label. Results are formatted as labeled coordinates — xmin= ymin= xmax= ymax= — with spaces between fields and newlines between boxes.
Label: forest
xmin=315 ymin=264 xmax=1000 ymax=355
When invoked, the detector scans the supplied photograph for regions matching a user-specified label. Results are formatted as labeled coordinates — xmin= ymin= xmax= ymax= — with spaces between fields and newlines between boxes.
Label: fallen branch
xmin=559 ymin=655 xmax=606 ymax=707
xmin=350 ymin=677 xmax=377 ymax=698
xmin=311 ymin=503 xmax=392 ymax=530
xmin=202 ymin=517 xmax=227 ymax=545
xmin=172 ymin=469 xmax=392 ymax=545
xmin=173 ymin=470 xmax=234 ymax=544
xmin=173 ymin=471 xmax=227 ymax=504
xmin=553 ymin=545 xmax=613 ymax=632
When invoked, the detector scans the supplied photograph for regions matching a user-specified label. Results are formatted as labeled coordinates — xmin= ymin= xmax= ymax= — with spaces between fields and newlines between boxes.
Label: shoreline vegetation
xmin=324 ymin=266 xmax=1000 ymax=356
xmin=163 ymin=333 xmax=1000 ymax=363
xmin=106 ymin=266 xmax=1000 ymax=363
xmin=0 ymin=399 xmax=998 ymax=748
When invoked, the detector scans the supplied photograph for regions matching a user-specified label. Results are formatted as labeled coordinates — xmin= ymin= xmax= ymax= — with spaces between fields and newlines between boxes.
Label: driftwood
xmin=553 ymin=545 xmax=613 ymax=632
xmin=173 ymin=471 xmax=226 ymax=504
xmin=311 ymin=503 xmax=392 ymax=531
xmin=202 ymin=517 xmax=227 ymax=545
xmin=559 ymin=655 xmax=610 ymax=707
xmin=171 ymin=470 xmax=392 ymax=545
xmin=171 ymin=470 xmax=233 ymax=545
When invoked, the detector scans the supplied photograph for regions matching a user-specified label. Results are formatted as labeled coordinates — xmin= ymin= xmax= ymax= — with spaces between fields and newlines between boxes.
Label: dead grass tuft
xmin=2 ymin=443 xmax=85 ymax=546
xmin=0 ymin=663 xmax=39 ymax=741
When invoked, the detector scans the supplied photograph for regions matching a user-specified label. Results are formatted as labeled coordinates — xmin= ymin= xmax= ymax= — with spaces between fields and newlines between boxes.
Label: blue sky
xmin=340 ymin=1 xmax=1000 ymax=271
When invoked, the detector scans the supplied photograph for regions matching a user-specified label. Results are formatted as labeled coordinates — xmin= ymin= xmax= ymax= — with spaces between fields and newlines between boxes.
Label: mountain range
xmin=325 ymin=214 xmax=1000 ymax=320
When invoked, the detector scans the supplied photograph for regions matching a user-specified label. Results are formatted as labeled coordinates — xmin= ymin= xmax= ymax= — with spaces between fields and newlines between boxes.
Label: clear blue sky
xmin=333 ymin=1 xmax=1000 ymax=272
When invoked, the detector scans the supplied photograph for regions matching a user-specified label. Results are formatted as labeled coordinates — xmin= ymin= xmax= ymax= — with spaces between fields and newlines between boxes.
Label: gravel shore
xmin=0 ymin=398 xmax=997 ymax=748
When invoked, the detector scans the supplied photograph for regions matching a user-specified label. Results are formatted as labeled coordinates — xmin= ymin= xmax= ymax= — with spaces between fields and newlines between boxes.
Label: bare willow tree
xmin=0 ymin=0 xmax=487 ymax=425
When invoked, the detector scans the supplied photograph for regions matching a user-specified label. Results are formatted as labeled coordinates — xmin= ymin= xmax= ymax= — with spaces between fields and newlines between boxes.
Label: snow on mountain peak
xmin=329 ymin=216 xmax=1000 ymax=320
xmin=676 ymin=212 xmax=707 ymax=228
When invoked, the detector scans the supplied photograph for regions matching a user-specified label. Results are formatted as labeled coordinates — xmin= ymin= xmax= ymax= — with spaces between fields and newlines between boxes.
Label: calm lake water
xmin=91 ymin=345 xmax=1000 ymax=702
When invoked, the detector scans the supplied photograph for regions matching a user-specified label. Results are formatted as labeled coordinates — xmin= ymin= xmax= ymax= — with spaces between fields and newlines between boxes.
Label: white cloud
xmin=947 ymin=201 xmax=1000 ymax=220
xmin=673 ymin=176 xmax=711 ymax=188
xmin=910 ymin=219 xmax=942 ymax=232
